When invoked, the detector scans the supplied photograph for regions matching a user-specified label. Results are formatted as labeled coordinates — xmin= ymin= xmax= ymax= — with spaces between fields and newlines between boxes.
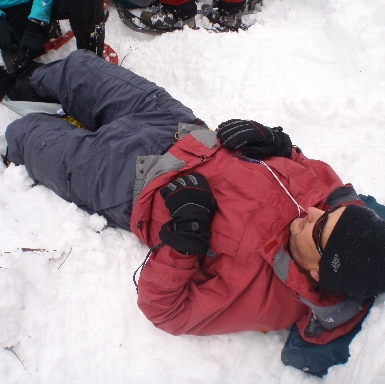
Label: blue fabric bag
xmin=281 ymin=320 xmax=363 ymax=377
xmin=359 ymin=194 xmax=385 ymax=220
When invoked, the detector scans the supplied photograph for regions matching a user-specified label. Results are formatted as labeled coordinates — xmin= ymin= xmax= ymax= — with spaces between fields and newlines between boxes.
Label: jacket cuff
xmin=28 ymin=0 xmax=53 ymax=24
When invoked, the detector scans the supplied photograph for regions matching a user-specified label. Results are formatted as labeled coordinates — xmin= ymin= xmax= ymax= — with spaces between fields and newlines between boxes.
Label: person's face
xmin=289 ymin=206 xmax=346 ymax=282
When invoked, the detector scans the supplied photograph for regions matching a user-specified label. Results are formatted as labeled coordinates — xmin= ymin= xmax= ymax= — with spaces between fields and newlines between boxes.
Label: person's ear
xmin=310 ymin=270 xmax=319 ymax=282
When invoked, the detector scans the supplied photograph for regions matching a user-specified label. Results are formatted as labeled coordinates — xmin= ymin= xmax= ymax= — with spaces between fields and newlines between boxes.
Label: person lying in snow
xmin=0 ymin=0 xmax=107 ymax=74
xmin=2 ymin=50 xmax=385 ymax=377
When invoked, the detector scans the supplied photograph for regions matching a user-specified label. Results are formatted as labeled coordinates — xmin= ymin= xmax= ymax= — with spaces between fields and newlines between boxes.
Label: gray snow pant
xmin=5 ymin=50 xmax=198 ymax=230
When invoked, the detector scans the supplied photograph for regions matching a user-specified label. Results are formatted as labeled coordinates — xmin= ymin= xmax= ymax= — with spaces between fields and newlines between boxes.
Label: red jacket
xmin=131 ymin=132 xmax=371 ymax=344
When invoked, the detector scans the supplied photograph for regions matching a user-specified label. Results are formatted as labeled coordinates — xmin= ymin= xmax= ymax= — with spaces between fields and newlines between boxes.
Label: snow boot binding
xmin=139 ymin=0 xmax=197 ymax=32
xmin=202 ymin=0 xmax=262 ymax=31
xmin=46 ymin=20 xmax=63 ymax=40
xmin=116 ymin=0 xmax=262 ymax=34
xmin=117 ymin=0 xmax=196 ymax=34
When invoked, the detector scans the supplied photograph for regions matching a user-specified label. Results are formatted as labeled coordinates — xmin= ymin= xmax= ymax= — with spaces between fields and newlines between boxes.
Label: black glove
xmin=217 ymin=119 xmax=292 ymax=159
xmin=0 ymin=19 xmax=20 ymax=52
xmin=19 ymin=20 xmax=46 ymax=61
xmin=159 ymin=172 xmax=217 ymax=256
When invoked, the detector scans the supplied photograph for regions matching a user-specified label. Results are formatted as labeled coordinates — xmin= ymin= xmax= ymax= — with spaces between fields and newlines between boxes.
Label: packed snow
xmin=1 ymin=0 xmax=385 ymax=382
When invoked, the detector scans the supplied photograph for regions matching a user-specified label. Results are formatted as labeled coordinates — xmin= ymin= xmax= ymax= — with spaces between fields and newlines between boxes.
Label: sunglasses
xmin=312 ymin=205 xmax=344 ymax=256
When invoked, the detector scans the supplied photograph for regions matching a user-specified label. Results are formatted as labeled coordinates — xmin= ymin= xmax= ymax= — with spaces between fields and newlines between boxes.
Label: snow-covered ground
xmin=1 ymin=0 xmax=385 ymax=382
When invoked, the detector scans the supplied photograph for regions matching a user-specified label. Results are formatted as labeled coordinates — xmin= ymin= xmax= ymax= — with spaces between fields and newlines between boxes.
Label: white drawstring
xmin=260 ymin=161 xmax=308 ymax=217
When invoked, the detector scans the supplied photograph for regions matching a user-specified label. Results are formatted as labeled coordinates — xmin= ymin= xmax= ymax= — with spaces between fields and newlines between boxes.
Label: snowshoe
xmin=116 ymin=3 xmax=195 ymax=35
xmin=140 ymin=2 xmax=196 ymax=31
xmin=117 ymin=0 xmax=262 ymax=34
xmin=202 ymin=0 xmax=262 ymax=31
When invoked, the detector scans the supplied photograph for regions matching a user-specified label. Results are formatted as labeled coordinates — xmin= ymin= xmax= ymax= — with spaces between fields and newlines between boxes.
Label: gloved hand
xmin=19 ymin=19 xmax=46 ymax=61
xmin=0 ymin=19 xmax=20 ymax=52
xmin=217 ymin=119 xmax=292 ymax=159
xmin=159 ymin=172 xmax=217 ymax=256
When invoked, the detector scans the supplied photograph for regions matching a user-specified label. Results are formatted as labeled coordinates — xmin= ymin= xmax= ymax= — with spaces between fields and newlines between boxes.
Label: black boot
xmin=1 ymin=61 xmax=50 ymax=102
xmin=217 ymin=0 xmax=246 ymax=15
xmin=1 ymin=46 xmax=32 ymax=75
xmin=206 ymin=0 xmax=247 ymax=30
xmin=1 ymin=147 xmax=10 ymax=168
xmin=139 ymin=0 xmax=197 ymax=31
xmin=0 ymin=65 xmax=16 ymax=100
xmin=72 ymin=11 xmax=108 ymax=58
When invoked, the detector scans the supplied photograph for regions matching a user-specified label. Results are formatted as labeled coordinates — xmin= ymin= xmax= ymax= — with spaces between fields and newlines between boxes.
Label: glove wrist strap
xmin=26 ymin=19 xmax=46 ymax=34
xmin=30 ymin=18 xmax=47 ymax=27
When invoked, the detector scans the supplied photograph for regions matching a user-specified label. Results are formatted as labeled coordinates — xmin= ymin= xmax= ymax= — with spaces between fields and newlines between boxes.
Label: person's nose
xmin=307 ymin=207 xmax=324 ymax=224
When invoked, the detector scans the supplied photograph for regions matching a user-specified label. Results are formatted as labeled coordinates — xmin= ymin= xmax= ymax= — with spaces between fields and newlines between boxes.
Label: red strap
xmin=102 ymin=44 xmax=119 ymax=65
xmin=44 ymin=30 xmax=74 ymax=51
xmin=44 ymin=33 xmax=119 ymax=65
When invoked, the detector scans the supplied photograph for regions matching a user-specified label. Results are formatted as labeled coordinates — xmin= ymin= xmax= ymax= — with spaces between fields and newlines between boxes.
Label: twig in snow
xmin=58 ymin=248 xmax=72 ymax=270
xmin=4 ymin=347 xmax=26 ymax=370
xmin=2 ymin=248 xmax=58 ymax=254
xmin=21 ymin=248 xmax=58 ymax=253
xmin=2 ymin=248 xmax=57 ymax=253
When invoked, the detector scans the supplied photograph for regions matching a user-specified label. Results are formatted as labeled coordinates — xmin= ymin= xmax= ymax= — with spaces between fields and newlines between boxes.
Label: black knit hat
xmin=319 ymin=204 xmax=385 ymax=298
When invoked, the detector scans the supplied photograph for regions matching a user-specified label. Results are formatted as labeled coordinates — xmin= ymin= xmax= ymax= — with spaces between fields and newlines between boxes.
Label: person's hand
xmin=0 ymin=19 xmax=20 ymax=52
xmin=19 ymin=19 xmax=46 ymax=61
xmin=159 ymin=173 xmax=217 ymax=256
xmin=217 ymin=119 xmax=292 ymax=159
